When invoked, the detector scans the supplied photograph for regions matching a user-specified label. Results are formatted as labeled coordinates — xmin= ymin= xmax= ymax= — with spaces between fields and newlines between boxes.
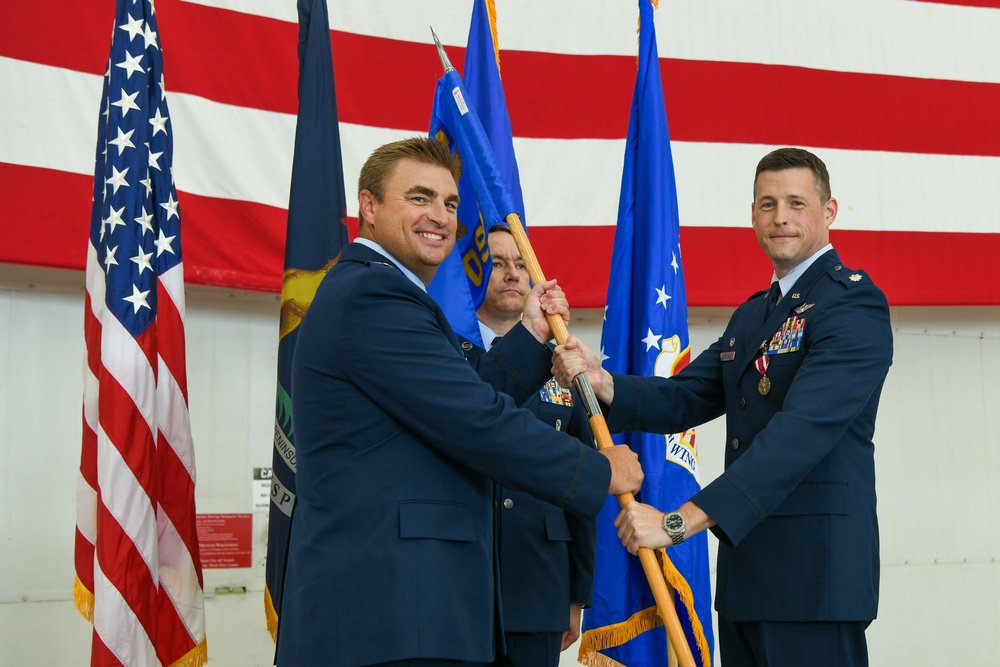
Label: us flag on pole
xmin=74 ymin=1 xmax=207 ymax=665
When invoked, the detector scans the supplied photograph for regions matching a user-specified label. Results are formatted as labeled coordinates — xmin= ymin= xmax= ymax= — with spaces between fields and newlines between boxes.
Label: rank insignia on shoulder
xmin=794 ymin=303 xmax=814 ymax=315
xmin=850 ymin=273 xmax=863 ymax=282
xmin=768 ymin=315 xmax=806 ymax=355
xmin=539 ymin=377 xmax=573 ymax=406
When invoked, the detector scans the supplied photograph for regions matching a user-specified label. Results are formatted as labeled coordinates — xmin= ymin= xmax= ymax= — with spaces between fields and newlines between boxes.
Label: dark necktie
xmin=490 ymin=336 xmax=502 ymax=348
xmin=764 ymin=282 xmax=782 ymax=318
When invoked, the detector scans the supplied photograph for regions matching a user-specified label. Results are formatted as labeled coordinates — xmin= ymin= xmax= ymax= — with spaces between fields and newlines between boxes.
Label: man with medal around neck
xmin=552 ymin=148 xmax=893 ymax=667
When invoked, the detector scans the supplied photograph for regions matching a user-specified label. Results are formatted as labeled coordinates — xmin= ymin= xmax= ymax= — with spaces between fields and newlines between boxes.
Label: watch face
xmin=665 ymin=514 xmax=684 ymax=531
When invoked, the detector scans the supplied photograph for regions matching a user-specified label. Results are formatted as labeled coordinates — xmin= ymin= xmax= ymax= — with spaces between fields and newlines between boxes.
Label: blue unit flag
xmin=428 ymin=0 xmax=524 ymax=345
xmin=580 ymin=2 xmax=714 ymax=666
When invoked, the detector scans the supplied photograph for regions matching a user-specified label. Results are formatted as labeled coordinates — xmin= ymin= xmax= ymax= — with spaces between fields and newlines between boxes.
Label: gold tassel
xmin=574 ymin=547 xmax=712 ymax=667
xmin=659 ymin=550 xmax=712 ymax=667
xmin=484 ymin=0 xmax=502 ymax=77
xmin=73 ymin=576 xmax=95 ymax=624
xmin=264 ymin=585 xmax=279 ymax=642
xmin=167 ymin=637 xmax=209 ymax=667
xmin=578 ymin=649 xmax=630 ymax=667
xmin=577 ymin=605 xmax=663 ymax=663
xmin=76 ymin=576 xmax=209 ymax=667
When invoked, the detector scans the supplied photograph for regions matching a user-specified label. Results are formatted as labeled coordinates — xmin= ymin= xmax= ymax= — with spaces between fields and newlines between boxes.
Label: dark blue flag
xmin=427 ymin=2 xmax=524 ymax=346
xmin=579 ymin=2 xmax=714 ymax=666
xmin=264 ymin=0 xmax=348 ymax=639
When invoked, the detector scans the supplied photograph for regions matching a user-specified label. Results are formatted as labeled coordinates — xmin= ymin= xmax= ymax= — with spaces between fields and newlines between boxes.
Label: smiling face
xmin=477 ymin=230 xmax=530 ymax=332
xmin=752 ymin=167 xmax=838 ymax=277
xmin=358 ymin=157 xmax=460 ymax=285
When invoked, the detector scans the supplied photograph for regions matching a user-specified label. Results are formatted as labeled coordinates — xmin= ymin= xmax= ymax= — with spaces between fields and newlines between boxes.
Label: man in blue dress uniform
xmin=277 ymin=137 xmax=643 ymax=667
xmin=554 ymin=148 xmax=893 ymax=667
xmin=461 ymin=226 xmax=597 ymax=667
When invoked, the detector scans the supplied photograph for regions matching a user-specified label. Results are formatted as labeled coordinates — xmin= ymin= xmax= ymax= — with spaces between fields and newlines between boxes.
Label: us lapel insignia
xmin=791 ymin=292 xmax=801 ymax=299
xmin=794 ymin=303 xmax=814 ymax=315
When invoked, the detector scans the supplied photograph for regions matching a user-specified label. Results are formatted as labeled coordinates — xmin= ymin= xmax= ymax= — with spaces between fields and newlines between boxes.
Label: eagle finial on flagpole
xmin=430 ymin=26 xmax=456 ymax=74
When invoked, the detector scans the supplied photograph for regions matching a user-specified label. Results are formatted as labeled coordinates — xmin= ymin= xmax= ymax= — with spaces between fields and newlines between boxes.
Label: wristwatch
xmin=661 ymin=511 xmax=686 ymax=546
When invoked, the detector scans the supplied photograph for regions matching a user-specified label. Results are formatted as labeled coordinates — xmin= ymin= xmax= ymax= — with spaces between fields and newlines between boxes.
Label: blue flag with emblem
xmin=578 ymin=2 xmax=714 ymax=666
xmin=264 ymin=0 xmax=348 ymax=640
xmin=427 ymin=0 xmax=525 ymax=346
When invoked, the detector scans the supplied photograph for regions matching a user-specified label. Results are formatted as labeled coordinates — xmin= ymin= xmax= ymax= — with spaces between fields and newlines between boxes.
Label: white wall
xmin=1 ymin=263 xmax=997 ymax=666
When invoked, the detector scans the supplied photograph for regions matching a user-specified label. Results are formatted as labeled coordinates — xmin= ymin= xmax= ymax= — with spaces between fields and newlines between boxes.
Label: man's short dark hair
xmin=358 ymin=136 xmax=462 ymax=202
xmin=754 ymin=147 xmax=831 ymax=203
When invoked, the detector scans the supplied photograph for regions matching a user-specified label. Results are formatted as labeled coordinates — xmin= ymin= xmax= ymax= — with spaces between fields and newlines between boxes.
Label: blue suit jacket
xmin=276 ymin=243 xmax=612 ymax=667
xmin=463 ymin=341 xmax=597 ymax=634
xmin=606 ymin=250 xmax=892 ymax=622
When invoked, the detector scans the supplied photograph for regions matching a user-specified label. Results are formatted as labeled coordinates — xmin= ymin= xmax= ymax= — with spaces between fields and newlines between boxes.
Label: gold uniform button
xmin=731 ymin=439 xmax=740 ymax=450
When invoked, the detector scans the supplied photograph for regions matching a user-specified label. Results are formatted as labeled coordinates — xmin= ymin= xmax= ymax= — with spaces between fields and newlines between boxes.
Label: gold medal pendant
xmin=758 ymin=374 xmax=771 ymax=396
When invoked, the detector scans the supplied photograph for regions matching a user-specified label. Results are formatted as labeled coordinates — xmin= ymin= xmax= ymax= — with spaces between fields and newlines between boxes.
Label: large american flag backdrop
xmin=2 ymin=0 xmax=999 ymax=307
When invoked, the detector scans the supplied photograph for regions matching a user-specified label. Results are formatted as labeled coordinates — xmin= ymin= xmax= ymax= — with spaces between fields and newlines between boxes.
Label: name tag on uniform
xmin=720 ymin=351 xmax=736 ymax=361
xmin=539 ymin=377 xmax=574 ymax=406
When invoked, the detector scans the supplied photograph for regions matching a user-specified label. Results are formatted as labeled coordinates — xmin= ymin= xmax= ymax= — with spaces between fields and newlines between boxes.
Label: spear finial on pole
xmin=430 ymin=26 xmax=456 ymax=73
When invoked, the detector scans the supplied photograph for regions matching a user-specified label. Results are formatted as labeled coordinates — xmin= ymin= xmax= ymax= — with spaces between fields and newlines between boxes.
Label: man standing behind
xmin=463 ymin=226 xmax=596 ymax=667
xmin=277 ymin=137 xmax=642 ymax=667
xmin=554 ymin=148 xmax=892 ymax=667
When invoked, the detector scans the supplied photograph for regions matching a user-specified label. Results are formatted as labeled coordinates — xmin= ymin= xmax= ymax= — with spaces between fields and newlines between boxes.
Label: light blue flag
xmin=428 ymin=0 xmax=525 ymax=346
xmin=580 ymin=1 xmax=714 ymax=666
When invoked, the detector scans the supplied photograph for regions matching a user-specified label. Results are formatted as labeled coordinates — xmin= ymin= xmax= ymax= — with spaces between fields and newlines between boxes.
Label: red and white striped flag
xmin=74 ymin=1 xmax=207 ymax=665
xmin=2 ymin=0 xmax=999 ymax=308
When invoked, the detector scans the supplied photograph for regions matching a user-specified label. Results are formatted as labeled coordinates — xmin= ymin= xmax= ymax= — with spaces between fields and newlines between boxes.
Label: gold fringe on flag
xmin=579 ymin=649 xmax=631 ymax=667
xmin=75 ymin=576 xmax=209 ymax=666
xmin=578 ymin=604 xmax=663 ymax=664
xmin=484 ymin=0 xmax=502 ymax=77
xmin=659 ymin=550 xmax=712 ymax=667
xmin=635 ymin=0 xmax=660 ymax=63
xmin=577 ymin=547 xmax=712 ymax=667
xmin=73 ymin=576 xmax=95 ymax=623
xmin=264 ymin=584 xmax=279 ymax=641
xmin=167 ymin=637 xmax=209 ymax=667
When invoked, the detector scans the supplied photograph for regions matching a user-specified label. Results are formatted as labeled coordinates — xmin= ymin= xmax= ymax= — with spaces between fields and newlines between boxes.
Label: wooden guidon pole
xmin=504 ymin=213 xmax=697 ymax=667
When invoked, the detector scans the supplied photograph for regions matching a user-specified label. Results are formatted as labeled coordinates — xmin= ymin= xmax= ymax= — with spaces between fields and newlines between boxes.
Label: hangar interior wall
xmin=1 ymin=264 xmax=997 ymax=666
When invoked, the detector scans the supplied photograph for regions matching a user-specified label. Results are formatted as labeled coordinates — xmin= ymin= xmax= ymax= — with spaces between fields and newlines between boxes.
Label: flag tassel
xmin=578 ymin=605 xmax=662 ymax=665
xmin=72 ymin=576 xmax=94 ymax=623
xmin=167 ymin=638 xmax=209 ymax=667
xmin=264 ymin=584 xmax=279 ymax=641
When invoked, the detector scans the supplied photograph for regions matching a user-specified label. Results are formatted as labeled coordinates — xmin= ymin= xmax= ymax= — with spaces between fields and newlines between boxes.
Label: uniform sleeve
xmin=604 ymin=335 xmax=728 ymax=435
xmin=565 ymin=399 xmax=598 ymax=605
xmin=323 ymin=273 xmax=612 ymax=518
xmin=694 ymin=283 xmax=892 ymax=547
xmin=469 ymin=323 xmax=554 ymax=405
